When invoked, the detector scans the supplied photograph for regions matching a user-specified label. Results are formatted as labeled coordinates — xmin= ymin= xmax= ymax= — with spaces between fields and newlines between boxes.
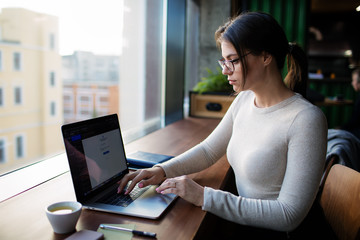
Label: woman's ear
xmin=263 ymin=52 xmax=272 ymax=65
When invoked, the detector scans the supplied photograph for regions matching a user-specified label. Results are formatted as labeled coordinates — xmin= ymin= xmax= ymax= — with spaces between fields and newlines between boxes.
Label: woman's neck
xmin=253 ymin=76 xmax=295 ymax=108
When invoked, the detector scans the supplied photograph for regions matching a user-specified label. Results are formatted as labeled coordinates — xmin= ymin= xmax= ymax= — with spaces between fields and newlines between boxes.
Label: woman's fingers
xmin=117 ymin=171 xmax=137 ymax=193
xmin=117 ymin=166 xmax=166 ymax=194
xmin=156 ymin=178 xmax=177 ymax=194
xmin=156 ymin=176 xmax=204 ymax=207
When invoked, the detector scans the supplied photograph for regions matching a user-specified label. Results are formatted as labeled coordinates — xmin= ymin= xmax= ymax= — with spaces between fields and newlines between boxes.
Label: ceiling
xmin=311 ymin=0 xmax=360 ymax=12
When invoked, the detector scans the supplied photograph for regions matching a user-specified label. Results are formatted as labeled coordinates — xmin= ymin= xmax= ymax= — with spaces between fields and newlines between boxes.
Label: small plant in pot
xmin=190 ymin=67 xmax=235 ymax=118
xmin=192 ymin=67 xmax=233 ymax=94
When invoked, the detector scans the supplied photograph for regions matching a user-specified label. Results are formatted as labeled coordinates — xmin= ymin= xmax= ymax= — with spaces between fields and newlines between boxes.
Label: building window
xmin=50 ymin=33 xmax=55 ymax=50
xmin=50 ymin=72 xmax=55 ymax=86
xmin=50 ymin=101 xmax=56 ymax=116
xmin=14 ymin=87 xmax=22 ymax=105
xmin=0 ymin=139 xmax=6 ymax=164
xmin=0 ymin=50 xmax=3 ymax=71
xmin=15 ymin=135 xmax=24 ymax=159
xmin=0 ymin=88 xmax=3 ymax=107
xmin=77 ymin=94 xmax=93 ymax=119
xmin=13 ymin=52 xmax=22 ymax=71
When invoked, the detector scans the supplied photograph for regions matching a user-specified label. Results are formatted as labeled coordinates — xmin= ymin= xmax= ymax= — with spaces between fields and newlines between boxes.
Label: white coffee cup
xmin=46 ymin=201 xmax=82 ymax=234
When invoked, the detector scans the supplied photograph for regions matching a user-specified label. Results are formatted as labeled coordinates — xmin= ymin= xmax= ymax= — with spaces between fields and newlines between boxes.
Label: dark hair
xmin=215 ymin=11 xmax=308 ymax=97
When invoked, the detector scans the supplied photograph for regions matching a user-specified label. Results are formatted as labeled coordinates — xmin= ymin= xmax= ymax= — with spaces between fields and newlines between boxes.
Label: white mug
xmin=46 ymin=201 xmax=82 ymax=234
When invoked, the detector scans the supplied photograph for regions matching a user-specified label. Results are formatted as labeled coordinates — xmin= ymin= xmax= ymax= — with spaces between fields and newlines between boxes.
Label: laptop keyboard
xmin=97 ymin=183 xmax=150 ymax=207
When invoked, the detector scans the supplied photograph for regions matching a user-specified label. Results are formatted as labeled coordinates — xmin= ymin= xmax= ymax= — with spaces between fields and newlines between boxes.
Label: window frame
xmin=0 ymin=0 xmax=187 ymax=201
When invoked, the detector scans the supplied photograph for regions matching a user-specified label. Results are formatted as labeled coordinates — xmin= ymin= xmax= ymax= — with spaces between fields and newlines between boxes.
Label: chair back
xmin=320 ymin=164 xmax=360 ymax=240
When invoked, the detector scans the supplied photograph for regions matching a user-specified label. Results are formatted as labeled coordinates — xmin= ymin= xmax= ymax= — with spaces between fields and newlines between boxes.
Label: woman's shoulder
xmin=292 ymin=95 xmax=328 ymax=128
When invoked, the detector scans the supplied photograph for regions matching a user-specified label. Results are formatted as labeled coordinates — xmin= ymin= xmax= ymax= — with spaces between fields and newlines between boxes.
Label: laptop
xmin=61 ymin=114 xmax=177 ymax=219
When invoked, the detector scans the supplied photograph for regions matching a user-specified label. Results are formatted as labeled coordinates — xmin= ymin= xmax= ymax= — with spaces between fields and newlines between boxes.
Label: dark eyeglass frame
xmin=218 ymin=51 xmax=252 ymax=73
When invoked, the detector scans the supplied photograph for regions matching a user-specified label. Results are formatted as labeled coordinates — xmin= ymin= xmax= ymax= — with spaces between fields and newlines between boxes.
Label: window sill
xmin=0 ymin=153 xmax=69 ymax=202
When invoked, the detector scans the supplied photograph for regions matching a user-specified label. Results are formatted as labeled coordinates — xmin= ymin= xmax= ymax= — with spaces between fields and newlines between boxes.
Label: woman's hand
xmin=156 ymin=175 xmax=204 ymax=207
xmin=117 ymin=166 xmax=166 ymax=194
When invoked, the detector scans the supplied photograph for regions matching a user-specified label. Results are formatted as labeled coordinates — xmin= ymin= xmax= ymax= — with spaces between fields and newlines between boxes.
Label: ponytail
xmin=284 ymin=42 xmax=308 ymax=98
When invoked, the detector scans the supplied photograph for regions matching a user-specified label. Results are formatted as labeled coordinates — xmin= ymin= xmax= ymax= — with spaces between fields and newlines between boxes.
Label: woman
xmin=118 ymin=12 xmax=327 ymax=236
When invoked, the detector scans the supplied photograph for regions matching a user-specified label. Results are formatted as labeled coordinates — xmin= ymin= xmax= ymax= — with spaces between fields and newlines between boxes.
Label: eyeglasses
xmin=218 ymin=52 xmax=252 ymax=73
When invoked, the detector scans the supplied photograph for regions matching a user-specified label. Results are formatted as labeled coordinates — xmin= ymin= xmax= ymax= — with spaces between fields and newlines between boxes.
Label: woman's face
xmin=220 ymin=41 xmax=261 ymax=93
xmin=220 ymin=41 xmax=244 ymax=93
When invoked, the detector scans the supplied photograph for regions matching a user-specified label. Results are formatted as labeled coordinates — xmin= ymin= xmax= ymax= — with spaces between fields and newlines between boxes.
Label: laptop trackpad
xmin=87 ymin=185 xmax=177 ymax=219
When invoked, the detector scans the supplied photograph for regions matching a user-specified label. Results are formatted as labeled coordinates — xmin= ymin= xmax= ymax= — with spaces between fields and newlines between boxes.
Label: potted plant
xmin=190 ymin=67 xmax=236 ymax=118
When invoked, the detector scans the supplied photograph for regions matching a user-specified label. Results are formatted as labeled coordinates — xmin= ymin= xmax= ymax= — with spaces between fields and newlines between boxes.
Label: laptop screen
xmin=62 ymin=114 xmax=128 ymax=201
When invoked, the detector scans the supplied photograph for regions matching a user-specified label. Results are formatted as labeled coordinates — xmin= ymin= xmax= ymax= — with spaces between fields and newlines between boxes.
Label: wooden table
xmin=0 ymin=118 xmax=231 ymax=240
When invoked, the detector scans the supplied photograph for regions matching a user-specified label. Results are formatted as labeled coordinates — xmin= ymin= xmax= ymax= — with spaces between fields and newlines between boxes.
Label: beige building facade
xmin=0 ymin=8 xmax=63 ymax=173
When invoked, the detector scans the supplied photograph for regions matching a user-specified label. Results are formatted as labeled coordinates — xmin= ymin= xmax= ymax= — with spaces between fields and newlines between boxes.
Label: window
xmin=0 ymin=139 xmax=6 ymax=164
xmin=77 ymin=94 xmax=93 ymax=119
xmin=0 ymin=88 xmax=3 ymax=107
xmin=15 ymin=135 xmax=24 ymax=159
xmin=49 ymin=33 xmax=55 ymax=50
xmin=0 ymin=1 xmax=169 ymax=177
xmin=13 ymin=52 xmax=22 ymax=71
xmin=63 ymin=92 xmax=74 ymax=120
xmin=50 ymin=101 xmax=56 ymax=116
xmin=50 ymin=72 xmax=55 ymax=86
xmin=14 ymin=87 xmax=22 ymax=105
xmin=0 ymin=50 xmax=2 ymax=71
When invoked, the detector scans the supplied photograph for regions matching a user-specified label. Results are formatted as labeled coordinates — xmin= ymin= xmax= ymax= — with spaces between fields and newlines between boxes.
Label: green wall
xmin=244 ymin=0 xmax=308 ymax=47
xmin=240 ymin=0 xmax=356 ymax=128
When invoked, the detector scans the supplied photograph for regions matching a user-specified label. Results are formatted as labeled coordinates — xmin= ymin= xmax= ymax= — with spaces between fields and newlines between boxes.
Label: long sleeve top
xmin=159 ymin=90 xmax=328 ymax=232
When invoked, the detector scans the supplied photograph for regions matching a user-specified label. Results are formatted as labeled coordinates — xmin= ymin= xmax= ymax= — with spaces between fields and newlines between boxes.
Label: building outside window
xmin=0 ymin=1 xmax=167 ymax=177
